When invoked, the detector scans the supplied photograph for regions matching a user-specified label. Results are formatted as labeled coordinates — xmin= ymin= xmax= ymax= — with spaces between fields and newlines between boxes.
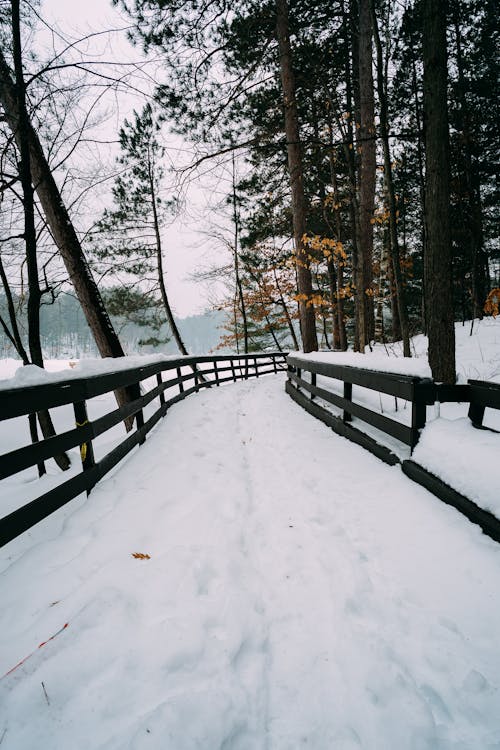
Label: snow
xmin=1 ymin=375 xmax=500 ymax=749
xmin=413 ymin=418 xmax=500 ymax=516
xmin=0 ymin=354 xmax=180 ymax=391
xmin=292 ymin=349 xmax=432 ymax=378
xmin=0 ymin=318 xmax=499 ymax=747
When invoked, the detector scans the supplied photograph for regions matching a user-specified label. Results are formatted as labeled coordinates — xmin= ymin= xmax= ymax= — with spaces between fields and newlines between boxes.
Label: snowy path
xmin=1 ymin=374 xmax=499 ymax=749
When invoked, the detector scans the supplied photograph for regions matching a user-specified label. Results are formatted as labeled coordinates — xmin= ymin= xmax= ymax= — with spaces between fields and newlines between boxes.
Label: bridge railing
xmin=0 ymin=352 xmax=287 ymax=547
xmin=286 ymin=354 xmax=500 ymax=542
xmin=468 ymin=379 xmax=500 ymax=431
xmin=286 ymin=353 xmax=439 ymax=464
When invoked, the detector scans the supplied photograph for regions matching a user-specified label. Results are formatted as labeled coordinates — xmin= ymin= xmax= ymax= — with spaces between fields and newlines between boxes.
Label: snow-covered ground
xmin=1 ymin=374 xmax=500 ymax=749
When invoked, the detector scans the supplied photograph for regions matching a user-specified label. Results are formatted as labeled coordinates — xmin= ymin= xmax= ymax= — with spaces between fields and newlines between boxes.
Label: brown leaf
xmin=132 ymin=552 xmax=151 ymax=560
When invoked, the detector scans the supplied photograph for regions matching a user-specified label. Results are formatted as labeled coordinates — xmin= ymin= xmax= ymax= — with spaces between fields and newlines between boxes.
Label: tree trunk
xmin=275 ymin=0 xmax=317 ymax=352
xmin=410 ymin=48 xmax=427 ymax=332
xmin=328 ymin=141 xmax=348 ymax=351
xmin=453 ymin=14 xmax=488 ymax=320
xmin=11 ymin=0 xmax=70 ymax=471
xmin=422 ymin=0 xmax=455 ymax=382
xmin=357 ymin=0 xmax=376 ymax=344
xmin=273 ymin=267 xmax=299 ymax=350
xmin=371 ymin=0 xmax=411 ymax=356
xmin=0 ymin=50 xmax=125 ymax=361
xmin=149 ymin=165 xmax=189 ymax=357
xmin=0 ymin=253 xmax=30 ymax=364
xmin=232 ymin=154 xmax=249 ymax=353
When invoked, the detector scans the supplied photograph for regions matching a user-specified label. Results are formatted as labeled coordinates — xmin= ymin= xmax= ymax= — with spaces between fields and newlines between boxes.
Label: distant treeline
xmin=0 ymin=293 xmax=225 ymax=359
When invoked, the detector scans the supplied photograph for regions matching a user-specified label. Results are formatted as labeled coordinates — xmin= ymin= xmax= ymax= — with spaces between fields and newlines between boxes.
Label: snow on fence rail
xmin=0 ymin=352 xmax=287 ymax=547
xmin=286 ymin=353 xmax=500 ymax=542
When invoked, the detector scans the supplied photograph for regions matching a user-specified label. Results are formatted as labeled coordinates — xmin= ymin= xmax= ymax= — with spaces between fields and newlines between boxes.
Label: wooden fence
xmin=0 ymin=352 xmax=287 ymax=547
xmin=286 ymin=354 xmax=440 ymax=463
xmin=286 ymin=354 xmax=500 ymax=542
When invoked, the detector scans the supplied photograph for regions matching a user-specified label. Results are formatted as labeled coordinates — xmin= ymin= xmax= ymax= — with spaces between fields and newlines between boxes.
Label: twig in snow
xmin=477 ymin=337 xmax=485 ymax=363
xmin=42 ymin=681 xmax=50 ymax=706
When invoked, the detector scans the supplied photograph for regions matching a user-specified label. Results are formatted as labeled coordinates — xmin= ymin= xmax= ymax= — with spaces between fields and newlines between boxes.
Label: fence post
xmin=273 ymin=355 xmax=277 ymax=373
xmin=311 ymin=372 xmax=316 ymax=400
xmin=177 ymin=366 xmax=184 ymax=394
xmin=156 ymin=372 xmax=165 ymax=407
xmin=410 ymin=381 xmax=428 ymax=450
xmin=73 ymin=400 xmax=95 ymax=494
xmin=468 ymin=401 xmax=485 ymax=427
xmin=230 ymin=358 xmax=237 ymax=382
xmin=130 ymin=381 xmax=145 ymax=445
xmin=214 ymin=359 xmax=220 ymax=386
xmin=28 ymin=413 xmax=46 ymax=477
xmin=343 ymin=382 xmax=353 ymax=423
xmin=254 ymin=356 xmax=259 ymax=377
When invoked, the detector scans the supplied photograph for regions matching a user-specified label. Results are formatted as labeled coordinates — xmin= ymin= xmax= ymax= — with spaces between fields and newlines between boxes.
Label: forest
xmin=0 ymin=0 xmax=498 ymax=388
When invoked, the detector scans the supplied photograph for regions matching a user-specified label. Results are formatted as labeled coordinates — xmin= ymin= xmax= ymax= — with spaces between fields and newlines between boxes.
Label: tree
xmin=422 ymin=0 xmax=455 ymax=382
xmin=91 ymin=104 xmax=189 ymax=355
xmin=275 ymin=0 xmax=318 ymax=352
xmin=357 ymin=0 xmax=376 ymax=346
xmin=371 ymin=0 xmax=411 ymax=357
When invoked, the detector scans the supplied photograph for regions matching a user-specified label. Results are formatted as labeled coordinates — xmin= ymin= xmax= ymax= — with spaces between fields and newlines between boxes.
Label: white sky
xmin=35 ymin=0 xmax=229 ymax=318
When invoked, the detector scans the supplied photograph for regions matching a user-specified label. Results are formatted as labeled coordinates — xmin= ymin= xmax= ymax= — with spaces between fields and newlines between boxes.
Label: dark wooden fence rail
xmin=287 ymin=355 xmax=498 ymax=457
xmin=0 ymin=352 xmax=287 ymax=547
xmin=286 ymin=354 xmax=438 ymax=464
xmin=468 ymin=379 xmax=500 ymax=431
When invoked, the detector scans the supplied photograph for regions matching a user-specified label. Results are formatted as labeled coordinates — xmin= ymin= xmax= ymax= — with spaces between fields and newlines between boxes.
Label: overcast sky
xmin=37 ymin=0 xmax=229 ymax=319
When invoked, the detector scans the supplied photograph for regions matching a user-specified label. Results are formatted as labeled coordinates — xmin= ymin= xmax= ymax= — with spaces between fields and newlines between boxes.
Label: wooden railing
xmin=468 ymin=379 xmax=500 ymax=431
xmin=0 ymin=352 xmax=287 ymax=547
xmin=286 ymin=355 xmax=500 ymax=543
xmin=286 ymin=354 xmax=438 ymax=464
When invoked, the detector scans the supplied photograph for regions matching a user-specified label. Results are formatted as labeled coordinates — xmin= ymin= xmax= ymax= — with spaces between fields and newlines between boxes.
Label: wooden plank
xmin=402 ymin=460 xmax=500 ymax=544
xmin=287 ymin=354 xmax=427 ymax=400
xmin=0 ymin=469 xmax=95 ymax=547
xmin=73 ymin=400 xmax=95 ymax=480
xmin=468 ymin=380 xmax=500 ymax=408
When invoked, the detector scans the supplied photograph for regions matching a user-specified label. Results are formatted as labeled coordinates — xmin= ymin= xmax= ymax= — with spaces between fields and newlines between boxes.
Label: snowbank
xmin=412 ymin=418 xmax=500 ymax=517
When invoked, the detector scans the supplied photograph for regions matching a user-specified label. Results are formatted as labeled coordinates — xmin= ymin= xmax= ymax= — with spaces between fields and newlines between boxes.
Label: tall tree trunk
xmin=410 ymin=48 xmax=427 ymax=332
xmin=0 ymin=253 xmax=30 ymax=364
xmin=371 ymin=1 xmax=411 ymax=356
xmin=275 ymin=0 xmax=317 ymax=352
xmin=272 ymin=267 xmax=299 ymax=350
xmin=231 ymin=153 xmax=249 ymax=353
xmin=340 ymin=0 xmax=363 ymax=351
xmin=357 ymin=0 xmax=376 ymax=344
xmin=11 ymin=0 xmax=70 ymax=471
xmin=148 ymin=161 xmax=189 ymax=357
xmin=327 ymin=144 xmax=347 ymax=350
xmin=453 ymin=14 xmax=488 ymax=319
xmin=0 ymin=50 xmax=125 ymax=361
xmin=422 ymin=0 xmax=455 ymax=382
